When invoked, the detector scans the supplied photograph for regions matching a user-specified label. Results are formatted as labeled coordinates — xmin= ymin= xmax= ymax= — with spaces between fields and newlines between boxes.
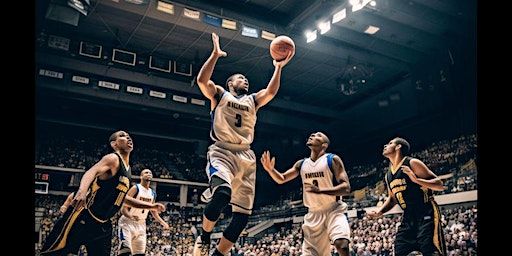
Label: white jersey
xmin=300 ymin=153 xmax=343 ymax=211
xmin=127 ymin=184 xmax=155 ymax=223
xmin=210 ymin=91 xmax=257 ymax=145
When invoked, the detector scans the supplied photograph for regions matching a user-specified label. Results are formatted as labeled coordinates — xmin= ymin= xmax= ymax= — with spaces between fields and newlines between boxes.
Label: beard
xmin=235 ymin=87 xmax=248 ymax=95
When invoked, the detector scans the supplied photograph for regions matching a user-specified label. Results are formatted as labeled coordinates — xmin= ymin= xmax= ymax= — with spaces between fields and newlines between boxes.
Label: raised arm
xmin=402 ymin=158 xmax=446 ymax=191
xmin=305 ymin=155 xmax=351 ymax=196
xmin=260 ymin=150 xmax=300 ymax=184
xmin=253 ymin=51 xmax=294 ymax=109
xmin=196 ymin=33 xmax=226 ymax=107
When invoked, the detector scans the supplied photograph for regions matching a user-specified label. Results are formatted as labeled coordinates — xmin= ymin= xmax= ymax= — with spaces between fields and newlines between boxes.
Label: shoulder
xmin=330 ymin=154 xmax=343 ymax=162
xmin=214 ymin=85 xmax=226 ymax=96
xmin=102 ymin=153 xmax=119 ymax=165
xmin=294 ymin=158 xmax=306 ymax=171
xmin=408 ymin=157 xmax=425 ymax=167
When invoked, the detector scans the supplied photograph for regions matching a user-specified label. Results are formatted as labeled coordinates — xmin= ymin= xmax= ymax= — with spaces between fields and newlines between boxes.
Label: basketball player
xmin=193 ymin=32 xmax=294 ymax=256
xmin=118 ymin=169 xmax=170 ymax=256
xmin=260 ymin=132 xmax=351 ymax=256
xmin=367 ymin=137 xmax=446 ymax=256
xmin=40 ymin=131 xmax=166 ymax=256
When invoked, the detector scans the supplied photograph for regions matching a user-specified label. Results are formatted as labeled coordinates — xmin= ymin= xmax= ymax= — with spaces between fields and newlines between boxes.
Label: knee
xmin=204 ymin=186 xmax=231 ymax=221
xmin=118 ymin=246 xmax=132 ymax=256
xmin=223 ymin=212 xmax=249 ymax=243
xmin=334 ymin=238 xmax=349 ymax=255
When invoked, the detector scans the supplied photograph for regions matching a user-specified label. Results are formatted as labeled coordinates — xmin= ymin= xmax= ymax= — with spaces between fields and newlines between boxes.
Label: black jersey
xmin=86 ymin=152 xmax=131 ymax=222
xmin=385 ymin=156 xmax=434 ymax=214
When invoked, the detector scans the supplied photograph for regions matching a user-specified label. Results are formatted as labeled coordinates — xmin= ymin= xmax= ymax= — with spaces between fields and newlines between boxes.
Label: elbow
xmin=436 ymin=180 xmax=445 ymax=191
xmin=341 ymin=185 xmax=351 ymax=195
xmin=197 ymin=79 xmax=207 ymax=87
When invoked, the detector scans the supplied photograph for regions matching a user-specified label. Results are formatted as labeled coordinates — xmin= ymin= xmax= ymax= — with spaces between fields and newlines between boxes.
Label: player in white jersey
xmin=118 ymin=169 xmax=170 ymax=256
xmin=261 ymin=132 xmax=352 ymax=256
xmin=193 ymin=32 xmax=294 ymax=256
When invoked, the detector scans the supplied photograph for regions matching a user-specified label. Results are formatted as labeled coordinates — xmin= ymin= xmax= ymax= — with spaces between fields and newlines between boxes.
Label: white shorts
xmin=118 ymin=216 xmax=147 ymax=254
xmin=202 ymin=142 xmax=256 ymax=215
xmin=302 ymin=202 xmax=351 ymax=256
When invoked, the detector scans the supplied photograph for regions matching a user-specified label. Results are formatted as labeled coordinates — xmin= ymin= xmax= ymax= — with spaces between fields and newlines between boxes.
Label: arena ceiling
xmin=36 ymin=0 xmax=477 ymax=146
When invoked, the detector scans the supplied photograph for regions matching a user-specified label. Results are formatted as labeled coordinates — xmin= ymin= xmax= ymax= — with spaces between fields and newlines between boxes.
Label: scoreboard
xmin=35 ymin=172 xmax=49 ymax=194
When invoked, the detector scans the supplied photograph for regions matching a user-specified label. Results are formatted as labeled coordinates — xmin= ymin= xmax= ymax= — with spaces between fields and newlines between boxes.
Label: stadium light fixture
xmin=318 ymin=21 xmax=331 ymax=34
xmin=352 ymin=0 xmax=371 ymax=12
xmin=306 ymin=30 xmax=318 ymax=43
xmin=364 ymin=25 xmax=380 ymax=34
xmin=332 ymin=9 xmax=346 ymax=24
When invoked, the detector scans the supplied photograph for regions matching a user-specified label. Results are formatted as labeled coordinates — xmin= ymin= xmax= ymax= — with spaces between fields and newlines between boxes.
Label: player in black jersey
xmin=367 ymin=137 xmax=447 ymax=256
xmin=40 ymin=131 xmax=166 ymax=256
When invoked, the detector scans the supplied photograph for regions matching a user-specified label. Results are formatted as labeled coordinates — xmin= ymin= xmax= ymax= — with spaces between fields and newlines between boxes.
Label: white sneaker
xmin=192 ymin=236 xmax=210 ymax=256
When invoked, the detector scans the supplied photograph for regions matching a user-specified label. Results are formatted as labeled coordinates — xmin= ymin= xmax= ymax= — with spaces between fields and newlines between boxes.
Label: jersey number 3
xmin=235 ymin=114 xmax=242 ymax=127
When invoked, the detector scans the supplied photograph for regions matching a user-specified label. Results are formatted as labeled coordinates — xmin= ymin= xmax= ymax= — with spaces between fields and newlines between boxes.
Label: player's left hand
xmin=304 ymin=183 xmax=321 ymax=193
xmin=273 ymin=50 xmax=294 ymax=68
xmin=59 ymin=205 xmax=68 ymax=214
xmin=154 ymin=202 xmax=166 ymax=213
xmin=162 ymin=222 xmax=170 ymax=230
xmin=402 ymin=166 xmax=418 ymax=182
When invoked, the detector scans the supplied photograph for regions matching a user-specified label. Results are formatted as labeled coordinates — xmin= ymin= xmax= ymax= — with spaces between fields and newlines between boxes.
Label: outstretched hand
xmin=273 ymin=50 xmax=294 ymax=68
xmin=212 ymin=33 xmax=227 ymax=57
xmin=367 ymin=210 xmax=383 ymax=219
xmin=260 ymin=150 xmax=276 ymax=172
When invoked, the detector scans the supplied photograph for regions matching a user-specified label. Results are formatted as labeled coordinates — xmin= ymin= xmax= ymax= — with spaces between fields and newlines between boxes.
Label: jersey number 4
xmin=235 ymin=114 xmax=242 ymax=127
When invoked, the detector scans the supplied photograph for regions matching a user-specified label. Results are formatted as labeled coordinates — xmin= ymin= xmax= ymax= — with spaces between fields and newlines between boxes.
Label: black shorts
xmin=394 ymin=201 xmax=446 ymax=256
xmin=40 ymin=205 xmax=113 ymax=256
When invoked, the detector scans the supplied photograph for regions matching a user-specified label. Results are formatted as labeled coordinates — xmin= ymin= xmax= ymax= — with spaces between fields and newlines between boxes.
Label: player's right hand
xmin=72 ymin=189 xmax=87 ymax=203
xmin=212 ymin=33 xmax=227 ymax=57
xmin=260 ymin=150 xmax=275 ymax=172
xmin=366 ymin=210 xmax=383 ymax=219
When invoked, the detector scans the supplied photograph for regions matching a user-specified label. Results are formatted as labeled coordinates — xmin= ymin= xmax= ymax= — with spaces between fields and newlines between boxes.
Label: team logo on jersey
xmin=305 ymin=171 xmax=325 ymax=179
xmin=227 ymin=101 xmax=250 ymax=111
xmin=119 ymin=176 xmax=130 ymax=187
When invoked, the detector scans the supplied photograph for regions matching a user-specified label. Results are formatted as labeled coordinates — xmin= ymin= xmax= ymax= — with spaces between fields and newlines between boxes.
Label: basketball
xmin=270 ymin=35 xmax=295 ymax=61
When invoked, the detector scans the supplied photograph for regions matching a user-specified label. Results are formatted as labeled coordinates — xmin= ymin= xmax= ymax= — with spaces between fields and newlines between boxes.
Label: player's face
xmin=115 ymin=131 xmax=133 ymax=152
xmin=231 ymin=74 xmax=249 ymax=94
xmin=382 ymin=139 xmax=397 ymax=156
xmin=306 ymin=132 xmax=325 ymax=147
xmin=141 ymin=170 xmax=153 ymax=181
